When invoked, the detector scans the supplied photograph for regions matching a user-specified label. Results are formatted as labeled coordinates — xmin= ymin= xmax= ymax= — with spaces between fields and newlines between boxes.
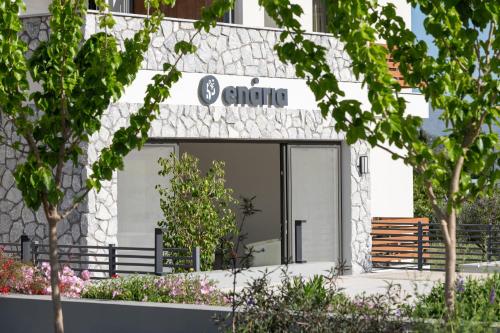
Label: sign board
xmin=198 ymin=76 xmax=288 ymax=108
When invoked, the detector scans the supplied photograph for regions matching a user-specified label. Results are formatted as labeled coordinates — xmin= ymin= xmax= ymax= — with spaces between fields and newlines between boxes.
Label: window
xmin=133 ymin=0 xmax=213 ymax=20
xmin=89 ymin=1 xmax=235 ymax=23
xmin=88 ymin=0 xmax=132 ymax=13
xmin=223 ymin=9 xmax=235 ymax=24
xmin=312 ymin=0 xmax=327 ymax=33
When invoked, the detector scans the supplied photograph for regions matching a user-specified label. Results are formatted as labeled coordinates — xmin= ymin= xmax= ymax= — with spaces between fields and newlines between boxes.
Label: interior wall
xmin=180 ymin=142 xmax=281 ymax=246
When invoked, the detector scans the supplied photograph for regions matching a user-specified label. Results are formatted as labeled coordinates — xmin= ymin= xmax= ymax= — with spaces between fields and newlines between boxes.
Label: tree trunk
xmin=443 ymin=213 xmax=457 ymax=318
xmin=49 ymin=218 xmax=64 ymax=333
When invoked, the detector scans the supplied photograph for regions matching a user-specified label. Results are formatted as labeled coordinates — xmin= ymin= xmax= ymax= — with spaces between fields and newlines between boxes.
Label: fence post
xmin=32 ymin=241 xmax=39 ymax=266
xmin=154 ymin=228 xmax=163 ymax=276
xmin=20 ymin=235 xmax=31 ymax=264
xmin=417 ymin=222 xmax=423 ymax=270
xmin=108 ymin=244 xmax=116 ymax=278
xmin=192 ymin=246 xmax=200 ymax=272
xmin=487 ymin=224 xmax=493 ymax=262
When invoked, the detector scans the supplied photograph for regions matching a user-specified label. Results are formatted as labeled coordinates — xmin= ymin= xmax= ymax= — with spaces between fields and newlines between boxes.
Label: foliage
xmin=157 ymin=153 xmax=238 ymax=271
xmin=413 ymin=130 xmax=447 ymax=222
xmin=0 ymin=0 xmax=234 ymax=331
xmin=81 ymin=274 xmax=225 ymax=305
xmin=0 ymin=249 xmax=89 ymax=297
xmin=460 ymin=186 xmax=500 ymax=227
xmin=226 ymin=195 xmax=262 ymax=331
xmin=413 ymin=172 xmax=446 ymax=223
xmin=458 ymin=187 xmax=500 ymax=257
xmin=411 ymin=273 xmax=500 ymax=332
xmin=227 ymin=268 xmax=411 ymax=333
xmin=258 ymin=0 xmax=499 ymax=315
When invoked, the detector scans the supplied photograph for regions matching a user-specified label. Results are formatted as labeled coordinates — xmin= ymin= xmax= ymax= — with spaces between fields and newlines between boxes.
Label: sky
xmin=411 ymin=7 xmax=443 ymax=135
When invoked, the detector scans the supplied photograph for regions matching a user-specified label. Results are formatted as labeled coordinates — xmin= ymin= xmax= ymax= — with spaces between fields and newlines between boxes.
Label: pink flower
xmin=81 ymin=270 xmax=90 ymax=281
xmin=200 ymin=279 xmax=214 ymax=295
xmin=43 ymin=286 xmax=52 ymax=295
xmin=171 ymin=287 xmax=179 ymax=296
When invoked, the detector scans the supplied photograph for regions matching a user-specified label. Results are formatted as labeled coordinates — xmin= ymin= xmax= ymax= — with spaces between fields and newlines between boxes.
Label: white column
xmin=23 ymin=0 xmax=51 ymax=15
xmin=234 ymin=0 xmax=265 ymax=27
xmin=292 ymin=0 xmax=313 ymax=32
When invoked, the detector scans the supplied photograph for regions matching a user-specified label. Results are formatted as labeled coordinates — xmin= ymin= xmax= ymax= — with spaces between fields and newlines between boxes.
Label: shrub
xmin=156 ymin=153 xmax=238 ymax=271
xmin=0 ymin=248 xmax=44 ymax=295
xmin=226 ymin=269 xmax=411 ymax=333
xmin=458 ymin=187 xmax=500 ymax=259
xmin=411 ymin=273 xmax=499 ymax=331
xmin=0 ymin=248 xmax=89 ymax=297
xmin=81 ymin=274 xmax=226 ymax=305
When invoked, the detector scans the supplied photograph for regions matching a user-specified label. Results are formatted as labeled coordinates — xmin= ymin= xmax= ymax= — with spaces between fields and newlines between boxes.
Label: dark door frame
xmin=280 ymin=142 xmax=343 ymax=265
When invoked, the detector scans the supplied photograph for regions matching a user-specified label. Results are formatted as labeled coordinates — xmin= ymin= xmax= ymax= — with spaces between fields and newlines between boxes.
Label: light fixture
xmin=358 ymin=155 xmax=369 ymax=175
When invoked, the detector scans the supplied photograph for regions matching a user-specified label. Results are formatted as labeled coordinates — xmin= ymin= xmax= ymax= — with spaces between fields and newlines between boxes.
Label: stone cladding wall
xmin=0 ymin=16 xmax=89 ymax=249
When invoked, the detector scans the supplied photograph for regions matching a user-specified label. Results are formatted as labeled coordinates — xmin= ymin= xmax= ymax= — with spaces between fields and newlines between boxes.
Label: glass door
xmin=117 ymin=143 xmax=178 ymax=248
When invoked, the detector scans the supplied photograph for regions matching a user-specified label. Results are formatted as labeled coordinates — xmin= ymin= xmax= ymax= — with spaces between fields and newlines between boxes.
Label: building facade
xmin=0 ymin=0 xmax=427 ymax=273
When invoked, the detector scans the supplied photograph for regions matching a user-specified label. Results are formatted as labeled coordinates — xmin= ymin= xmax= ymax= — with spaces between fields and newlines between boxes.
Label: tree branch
xmin=60 ymin=187 xmax=91 ymax=219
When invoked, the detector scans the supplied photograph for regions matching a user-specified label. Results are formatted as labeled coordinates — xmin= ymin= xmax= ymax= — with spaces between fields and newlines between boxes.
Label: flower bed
xmin=0 ymin=248 xmax=89 ymax=297
xmin=0 ymin=249 xmax=225 ymax=306
xmin=411 ymin=273 xmax=499 ymax=324
xmin=81 ymin=274 xmax=227 ymax=305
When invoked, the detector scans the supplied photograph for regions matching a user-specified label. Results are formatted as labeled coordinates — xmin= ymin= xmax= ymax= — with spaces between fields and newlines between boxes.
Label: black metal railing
xmin=371 ymin=220 xmax=500 ymax=271
xmin=0 ymin=228 xmax=200 ymax=279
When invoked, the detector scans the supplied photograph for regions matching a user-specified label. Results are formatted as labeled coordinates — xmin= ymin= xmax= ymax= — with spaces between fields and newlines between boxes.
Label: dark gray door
xmin=288 ymin=145 xmax=341 ymax=262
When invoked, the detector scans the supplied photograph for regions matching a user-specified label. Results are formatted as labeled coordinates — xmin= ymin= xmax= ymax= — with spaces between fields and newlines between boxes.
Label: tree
xmin=0 ymin=0 xmax=233 ymax=332
xmin=157 ymin=153 xmax=238 ymax=271
xmin=413 ymin=130 xmax=447 ymax=222
xmin=258 ymin=0 xmax=499 ymax=319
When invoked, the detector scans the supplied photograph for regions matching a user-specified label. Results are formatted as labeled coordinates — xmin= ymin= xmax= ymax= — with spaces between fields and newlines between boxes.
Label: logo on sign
xmin=198 ymin=75 xmax=220 ymax=105
xmin=198 ymin=76 xmax=288 ymax=108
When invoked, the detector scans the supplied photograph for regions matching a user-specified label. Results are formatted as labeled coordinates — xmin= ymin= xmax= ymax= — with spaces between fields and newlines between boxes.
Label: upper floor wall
xmin=24 ymin=0 xmax=412 ymax=33
xmin=20 ymin=10 xmax=427 ymax=118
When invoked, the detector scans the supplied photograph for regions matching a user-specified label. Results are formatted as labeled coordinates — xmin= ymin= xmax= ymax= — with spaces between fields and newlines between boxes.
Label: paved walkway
xmin=191 ymin=262 xmax=490 ymax=300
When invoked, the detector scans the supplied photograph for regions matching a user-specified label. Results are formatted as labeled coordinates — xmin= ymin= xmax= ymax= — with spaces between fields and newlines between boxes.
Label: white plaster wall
xmin=376 ymin=0 xmax=412 ymax=43
xmin=235 ymin=0 xmax=265 ymax=27
xmin=120 ymin=71 xmax=428 ymax=118
xmin=262 ymin=0 xmax=313 ymax=30
xmin=382 ymin=0 xmax=412 ymax=28
xmin=23 ymin=0 xmax=51 ymax=15
xmin=370 ymin=146 xmax=413 ymax=218
xmin=292 ymin=0 xmax=313 ymax=32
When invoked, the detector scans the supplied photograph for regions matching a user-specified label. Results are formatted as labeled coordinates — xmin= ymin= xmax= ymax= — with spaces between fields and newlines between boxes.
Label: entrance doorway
xmin=116 ymin=141 xmax=341 ymax=267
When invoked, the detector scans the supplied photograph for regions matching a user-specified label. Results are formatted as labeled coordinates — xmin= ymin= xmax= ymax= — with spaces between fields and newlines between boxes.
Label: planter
xmin=0 ymin=294 xmax=231 ymax=333
xmin=460 ymin=261 xmax=500 ymax=273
